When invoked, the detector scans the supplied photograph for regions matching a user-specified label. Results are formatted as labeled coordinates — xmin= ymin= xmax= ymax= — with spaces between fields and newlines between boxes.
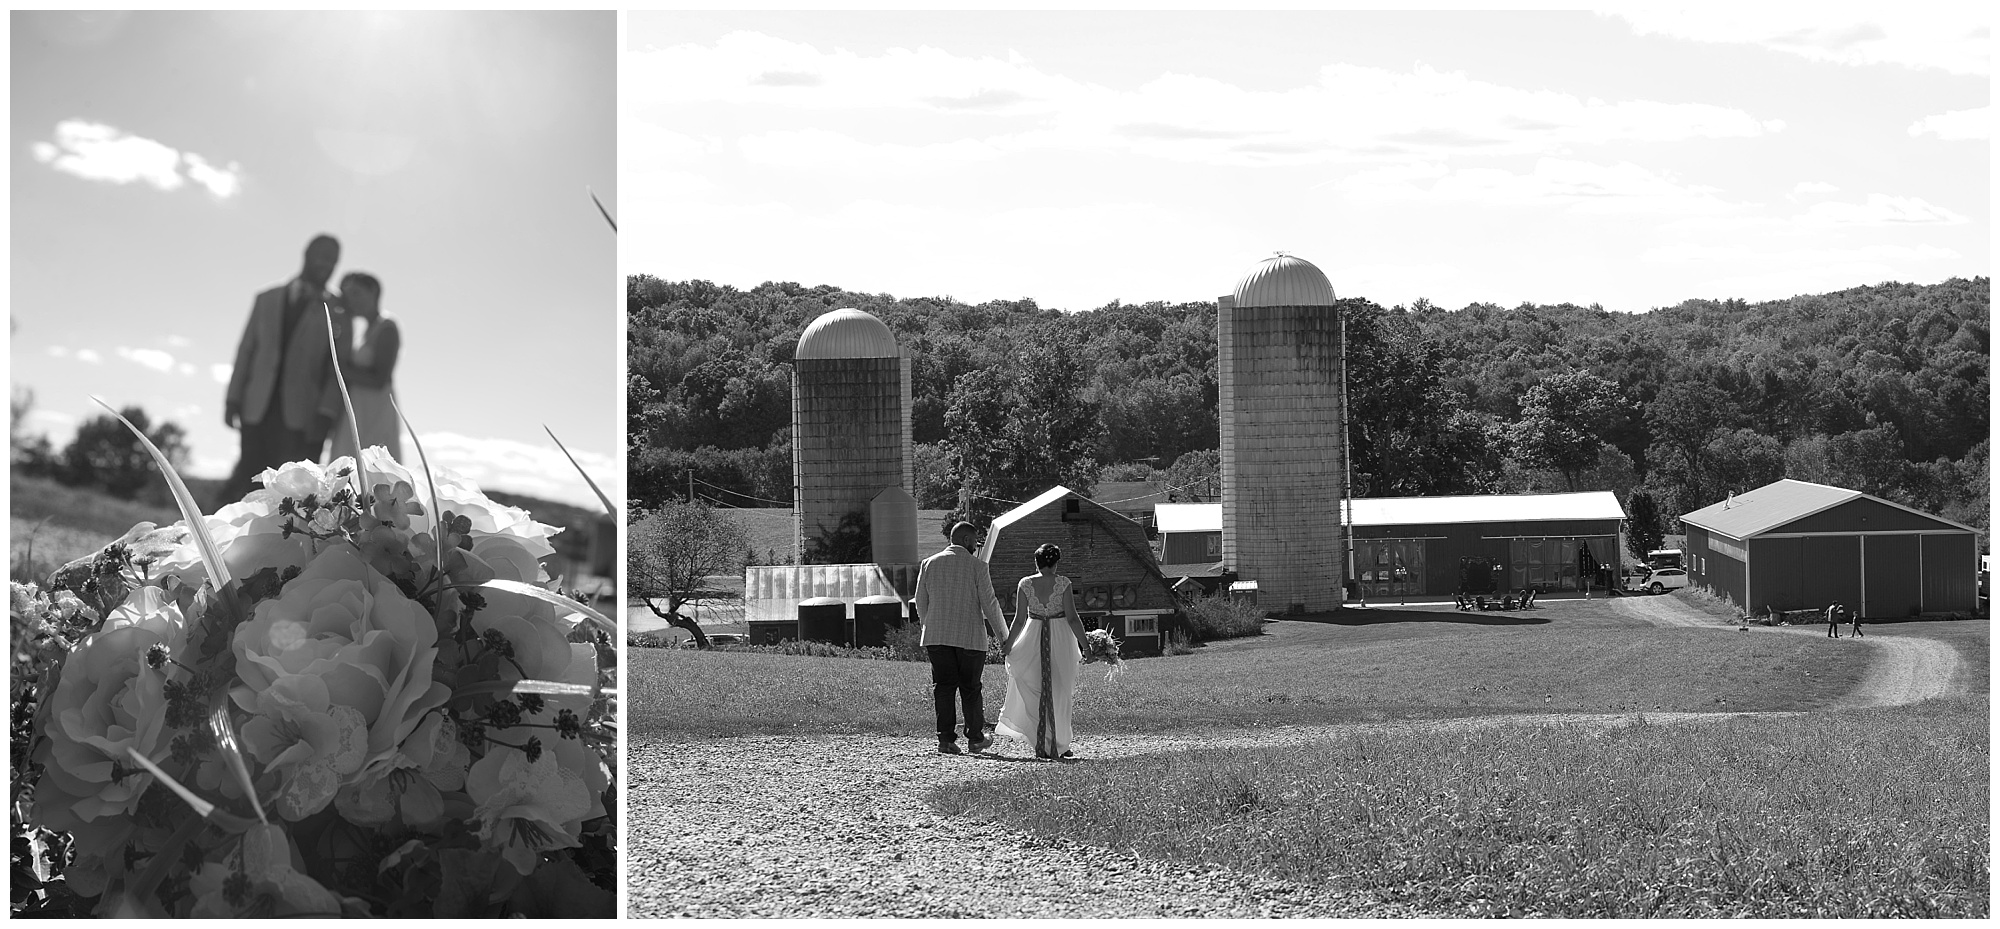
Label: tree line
xmin=628 ymin=275 xmax=1989 ymax=546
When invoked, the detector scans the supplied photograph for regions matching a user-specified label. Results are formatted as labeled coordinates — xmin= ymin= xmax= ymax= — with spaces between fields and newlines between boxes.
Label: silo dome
xmin=1232 ymin=254 xmax=1336 ymax=308
xmin=796 ymin=308 xmax=898 ymax=359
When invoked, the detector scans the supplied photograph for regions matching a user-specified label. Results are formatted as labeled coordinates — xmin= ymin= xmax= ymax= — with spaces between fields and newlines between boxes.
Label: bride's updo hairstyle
xmin=1034 ymin=543 xmax=1061 ymax=569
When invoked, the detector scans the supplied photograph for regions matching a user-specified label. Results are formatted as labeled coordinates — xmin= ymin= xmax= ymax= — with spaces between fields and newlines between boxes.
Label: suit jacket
xmin=914 ymin=544 xmax=1008 ymax=651
xmin=225 ymin=281 xmax=350 ymax=432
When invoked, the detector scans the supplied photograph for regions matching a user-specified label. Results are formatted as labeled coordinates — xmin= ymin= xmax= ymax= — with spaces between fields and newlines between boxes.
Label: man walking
xmin=913 ymin=521 xmax=1010 ymax=755
xmin=1825 ymin=601 xmax=1842 ymax=639
xmin=218 ymin=234 xmax=351 ymax=505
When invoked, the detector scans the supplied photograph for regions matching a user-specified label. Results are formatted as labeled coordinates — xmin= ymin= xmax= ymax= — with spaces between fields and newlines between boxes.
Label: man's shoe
xmin=937 ymin=740 xmax=962 ymax=755
xmin=967 ymin=735 xmax=993 ymax=753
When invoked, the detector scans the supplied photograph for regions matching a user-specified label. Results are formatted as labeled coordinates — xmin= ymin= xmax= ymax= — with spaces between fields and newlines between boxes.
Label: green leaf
xmin=434 ymin=848 xmax=515 ymax=918
xmin=544 ymin=425 xmax=615 ymax=516
xmin=89 ymin=396 xmax=228 ymax=588
xmin=506 ymin=854 xmax=614 ymax=917
xmin=460 ymin=578 xmax=615 ymax=639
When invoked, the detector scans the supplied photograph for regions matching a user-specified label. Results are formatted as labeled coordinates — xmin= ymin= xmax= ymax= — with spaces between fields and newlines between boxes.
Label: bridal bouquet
xmin=1080 ymin=626 xmax=1124 ymax=681
xmin=10 ymin=442 xmax=617 ymax=918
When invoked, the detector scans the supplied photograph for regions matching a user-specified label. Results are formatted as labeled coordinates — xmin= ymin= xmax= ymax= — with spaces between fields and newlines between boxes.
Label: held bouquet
xmin=1080 ymin=626 xmax=1124 ymax=681
xmin=10 ymin=364 xmax=617 ymax=916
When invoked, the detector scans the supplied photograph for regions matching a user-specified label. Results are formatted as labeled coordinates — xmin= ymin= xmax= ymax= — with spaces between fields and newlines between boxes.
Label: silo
xmin=793 ymin=308 xmax=914 ymax=562
xmin=1218 ymin=254 xmax=1345 ymax=613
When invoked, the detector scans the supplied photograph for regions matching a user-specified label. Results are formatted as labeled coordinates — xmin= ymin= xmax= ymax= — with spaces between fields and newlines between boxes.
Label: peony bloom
xmin=230 ymin=544 xmax=449 ymax=774
xmin=466 ymin=747 xmax=592 ymax=875
xmin=187 ymin=824 xmax=349 ymax=917
xmin=239 ymin=675 xmax=369 ymax=820
xmin=31 ymin=587 xmax=188 ymax=839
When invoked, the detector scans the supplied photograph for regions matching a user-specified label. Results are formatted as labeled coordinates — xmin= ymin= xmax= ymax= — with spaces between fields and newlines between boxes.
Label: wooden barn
xmin=1680 ymin=479 xmax=1980 ymax=619
xmin=978 ymin=486 xmax=1184 ymax=656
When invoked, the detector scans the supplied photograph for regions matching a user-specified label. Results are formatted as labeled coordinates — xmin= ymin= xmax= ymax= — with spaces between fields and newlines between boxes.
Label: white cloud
xmin=1334 ymin=158 xmax=1743 ymax=215
xmin=628 ymin=35 xmax=1780 ymax=170
xmin=165 ymin=335 xmax=193 ymax=348
xmin=31 ymin=120 xmax=244 ymax=198
xmin=1798 ymin=194 xmax=1968 ymax=227
xmin=210 ymin=363 xmax=234 ymax=384
xmin=1792 ymin=180 xmax=1840 ymax=195
xmin=74 ymin=348 xmax=103 ymax=364
xmin=46 ymin=346 xmax=71 ymax=359
xmin=17 ymin=409 xmax=80 ymax=449
xmin=417 ymin=431 xmax=621 ymax=512
xmin=116 ymin=346 xmax=177 ymax=372
xmin=175 ymin=362 xmax=197 ymax=376
xmin=1908 ymin=106 xmax=1990 ymax=140
xmin=1612 ymin=9 xmax=1990 ymax=76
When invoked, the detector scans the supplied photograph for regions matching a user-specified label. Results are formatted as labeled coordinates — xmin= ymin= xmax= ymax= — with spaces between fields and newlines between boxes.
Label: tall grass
xmin=933 ymin=696 xmax=1989 ymax=917
xmin=1182 ymin=594 xmax=1267 ymax=642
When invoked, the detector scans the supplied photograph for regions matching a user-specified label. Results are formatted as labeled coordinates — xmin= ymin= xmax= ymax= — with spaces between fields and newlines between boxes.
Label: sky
xmin=10 ymin=11 xmax=620 ymax=510
xmin=623 ymin=9 xmax=1988 ymax=315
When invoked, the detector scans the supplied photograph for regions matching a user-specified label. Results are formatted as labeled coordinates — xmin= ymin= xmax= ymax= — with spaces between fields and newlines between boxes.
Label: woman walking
xmin=995 ymin=544 xmax=1086 ymax=760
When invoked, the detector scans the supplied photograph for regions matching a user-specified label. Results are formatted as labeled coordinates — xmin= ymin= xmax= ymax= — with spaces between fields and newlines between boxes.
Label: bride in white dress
xmin=327 ymin=272 xmax=402 ymax=463
xmin=995 ymin=543 xmax=1086 ymax=759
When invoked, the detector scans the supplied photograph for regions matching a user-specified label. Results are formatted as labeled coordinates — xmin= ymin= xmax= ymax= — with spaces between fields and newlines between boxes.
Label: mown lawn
xmin=629 ymin=600 xmax=1874 ymax=739
xmin=9 ymin=475 xmax=187 ymax=583
xmin=932 ymin=694 xmax=1989 ymax=917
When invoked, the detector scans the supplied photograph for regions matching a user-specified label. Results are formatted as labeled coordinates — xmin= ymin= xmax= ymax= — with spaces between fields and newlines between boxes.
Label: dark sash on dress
xmin=1035 ymin=610 xmax=1056 ymax=758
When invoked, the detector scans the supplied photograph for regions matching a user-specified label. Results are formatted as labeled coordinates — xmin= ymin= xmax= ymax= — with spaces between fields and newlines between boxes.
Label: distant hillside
xmin=632 ymin=275 xmax=1988 ymax=538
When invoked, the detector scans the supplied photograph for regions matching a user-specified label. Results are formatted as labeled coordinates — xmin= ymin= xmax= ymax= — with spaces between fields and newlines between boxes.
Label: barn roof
xmin=1155 ymin=491 xmax=1625 ymax=533
xmin=1679 ymin=479 xmax=1976 ymax=539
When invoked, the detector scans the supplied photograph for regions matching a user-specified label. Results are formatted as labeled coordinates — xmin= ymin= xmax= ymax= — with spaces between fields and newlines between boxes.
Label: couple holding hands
xmin=913 ymin=522 xmax=1087 ymax=760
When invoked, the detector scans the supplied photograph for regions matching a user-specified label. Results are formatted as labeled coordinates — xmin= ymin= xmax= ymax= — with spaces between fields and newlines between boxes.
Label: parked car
xmin=1624 ymin=567 xmax=1690 ymax=594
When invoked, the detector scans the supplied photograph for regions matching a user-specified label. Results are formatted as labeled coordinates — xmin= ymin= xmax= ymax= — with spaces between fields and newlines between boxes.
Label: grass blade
xmin=459 ymin=578 xmax=615 ymax=639
xmin=209 ymin=706 xmax=267 ymax=825
xmin=89 ymin=396 xmax=229 ymax=588
xmin=451 ymin=678 xmax=599 ymax=704
xmin=388 ymin=394 xmax=445 ymax=587
xmin=588 ymin=186 xmax=616 ymax=232
xmin=544 ymin=425 xmax=615 ymax=516
xmin=323 ymin=303 xmax=368 ymax=505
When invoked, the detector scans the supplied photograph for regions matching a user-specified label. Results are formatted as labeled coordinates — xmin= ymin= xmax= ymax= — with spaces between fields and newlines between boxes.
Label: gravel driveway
xmin=628 ymin=597 xmax=1968 ymax=918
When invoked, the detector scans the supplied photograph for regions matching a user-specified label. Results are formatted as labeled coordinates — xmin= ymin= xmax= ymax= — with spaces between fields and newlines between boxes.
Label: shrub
xmin=1182 ymin=594 xmax=1266 ymax=642
xmin=1163 ymin=629 xmax=1195 ymax=656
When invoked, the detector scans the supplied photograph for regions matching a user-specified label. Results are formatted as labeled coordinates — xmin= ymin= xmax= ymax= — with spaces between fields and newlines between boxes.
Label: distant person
xmin=912 ymin=521 xmax=1010 ymax=755
xmin=1849 ymin=605 xmax=1863 ymax=638
xmin=995 ymin=543 xmax=1086 ymax=760
xmin=326 ymin=272 xmax=402 ymax=462
xmin=218 ymin=234 xmax=351 ymax=505
xmin=1825 ymin=602 xmax=1842 ymax=638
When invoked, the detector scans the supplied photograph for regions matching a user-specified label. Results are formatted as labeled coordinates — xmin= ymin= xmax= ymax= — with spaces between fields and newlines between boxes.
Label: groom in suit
xmin=913 ymin=521 xmax=1012 ymax=755
xmin=217 ymin=234 xmax=351 ymax=505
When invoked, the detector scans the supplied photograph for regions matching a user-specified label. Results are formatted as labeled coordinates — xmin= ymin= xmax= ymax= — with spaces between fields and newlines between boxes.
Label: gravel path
xmin=628 ymin=597 xmax=1966 ymax=918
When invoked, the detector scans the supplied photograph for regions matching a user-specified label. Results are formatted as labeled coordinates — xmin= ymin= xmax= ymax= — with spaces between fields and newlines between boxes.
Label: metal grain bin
xmin=852 ymin=594 xmax=903 ymax=647
xmin=797 ymin=596 xmax=849 ymax=646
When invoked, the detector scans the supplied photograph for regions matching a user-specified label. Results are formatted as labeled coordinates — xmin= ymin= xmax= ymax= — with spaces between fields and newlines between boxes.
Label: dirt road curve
xmin=629 ymin=599 xmax=1969 ymax=918
xmin=1609 ymin=596 xmax=1963 ymax=707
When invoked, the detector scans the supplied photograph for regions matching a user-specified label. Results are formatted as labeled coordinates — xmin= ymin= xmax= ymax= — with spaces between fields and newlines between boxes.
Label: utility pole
xmin=686 ymin=469 xmax=695 ymax=504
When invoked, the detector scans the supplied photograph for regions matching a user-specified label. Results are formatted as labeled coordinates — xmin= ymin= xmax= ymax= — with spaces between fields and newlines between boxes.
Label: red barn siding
xmin=1774 ymin=498 xmax=1957 ymax=534
xmin=1862 ymin=534 xmax=1923 ymax=618
xmin=1922 ymin=533 xmax=1978 ymax=612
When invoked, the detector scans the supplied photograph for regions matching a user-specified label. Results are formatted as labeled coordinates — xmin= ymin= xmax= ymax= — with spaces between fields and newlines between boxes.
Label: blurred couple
xmin=913 ymin=522 xmax=1086 ymax=760
xmin=216 ymin=234 xmax=403 ymax=506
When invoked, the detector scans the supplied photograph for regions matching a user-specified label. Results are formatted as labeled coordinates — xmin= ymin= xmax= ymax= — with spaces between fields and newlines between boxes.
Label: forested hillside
xmin=628 ymin=274 xmax=1988 ymax=540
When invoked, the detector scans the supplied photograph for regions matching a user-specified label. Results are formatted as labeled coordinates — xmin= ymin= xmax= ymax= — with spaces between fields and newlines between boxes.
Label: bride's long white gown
xmin=328 ymin=316 xmax=402 ymax=463
xmin=995 ymin=574 xmax=1082 ymax=757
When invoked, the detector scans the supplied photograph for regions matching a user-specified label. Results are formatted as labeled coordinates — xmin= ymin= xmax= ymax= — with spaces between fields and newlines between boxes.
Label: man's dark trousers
xmin=927 ymin=645 xmax=986 ymax=743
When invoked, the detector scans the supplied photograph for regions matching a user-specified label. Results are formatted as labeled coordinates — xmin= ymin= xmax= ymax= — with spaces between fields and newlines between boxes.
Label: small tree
xmin=1625 ymin=488 xmax=1664 ymax=563
xmin=58 ymin=406 xmax=186 ymax=500
xmin=628 ymin=500 xmax=750 ymax=649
